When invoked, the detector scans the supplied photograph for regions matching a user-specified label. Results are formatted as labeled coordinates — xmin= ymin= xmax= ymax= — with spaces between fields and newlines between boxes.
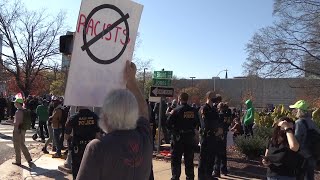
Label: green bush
xmin=234 ymin=135 xmax=268 ymax=159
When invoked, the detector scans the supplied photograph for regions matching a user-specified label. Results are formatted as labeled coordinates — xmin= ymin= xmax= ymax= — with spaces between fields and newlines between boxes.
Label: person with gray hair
xmin=290 ymin=100 xmax=320 ymax=180
xmin=76 ymin=61 xmax=152 ymax=180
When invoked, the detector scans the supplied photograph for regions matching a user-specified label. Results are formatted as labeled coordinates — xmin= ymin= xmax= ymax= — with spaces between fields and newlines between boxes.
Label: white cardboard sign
xmin=64 ymin=0 xmax=143 ymax=107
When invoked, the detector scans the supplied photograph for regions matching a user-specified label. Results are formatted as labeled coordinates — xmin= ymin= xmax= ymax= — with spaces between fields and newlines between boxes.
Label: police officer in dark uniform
xmin=167 ymin=93 xmax=199 ymax=180
xmin=64 ymin=107 xmax=100 ymax=180
xmin=213 ymin=102 xmax=232 ymax=177
xmin=198 ymin=91 xmax=223 ymax=180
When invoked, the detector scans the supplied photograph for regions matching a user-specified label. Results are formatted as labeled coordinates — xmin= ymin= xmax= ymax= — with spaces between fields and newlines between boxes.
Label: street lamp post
xmin=143 ymin=68 xmax=148 ymax=96
xmin=213 ymin=69 xmax=228 ymax=92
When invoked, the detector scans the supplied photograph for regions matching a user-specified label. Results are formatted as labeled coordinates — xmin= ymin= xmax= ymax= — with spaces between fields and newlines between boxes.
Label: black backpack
xmin=302 ymin=120 xmax=320 ymax=160
xmin=59 ymin=106 xmax=69 ymax=128
xmin=19 ymin=109 xmax=32 ymax=130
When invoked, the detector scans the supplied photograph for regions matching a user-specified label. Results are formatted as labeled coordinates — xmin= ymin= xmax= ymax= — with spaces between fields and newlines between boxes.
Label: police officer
xmin=64 ymin=106 xmax=100 ymax=180
xmin=198 ymin=91 xmax=223 ymax=180
xmin=167 ymin=93 xmax=199 ymax=180
xmin=213 ymin=102 xmax=231 ymax=177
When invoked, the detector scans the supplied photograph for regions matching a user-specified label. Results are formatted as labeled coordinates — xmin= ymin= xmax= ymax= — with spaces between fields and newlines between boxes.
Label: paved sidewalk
xmin=22 ymin=154 xmax=72 ymax=180
xmin=0 ymin=145 xmax=71 ymax=180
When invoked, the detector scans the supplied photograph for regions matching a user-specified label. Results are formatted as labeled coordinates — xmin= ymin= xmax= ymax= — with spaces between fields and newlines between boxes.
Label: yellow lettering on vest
xmin=184 ymin=111 xmax=195 ymax=119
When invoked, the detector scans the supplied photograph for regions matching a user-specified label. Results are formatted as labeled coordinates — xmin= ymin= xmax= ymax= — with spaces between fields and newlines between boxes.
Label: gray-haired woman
xmin=76 ymin=61 xmax=153 ymax=180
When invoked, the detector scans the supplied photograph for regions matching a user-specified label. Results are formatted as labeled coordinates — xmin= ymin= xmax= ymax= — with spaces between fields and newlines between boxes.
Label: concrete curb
xmin=228 ymin=168 xmax=265 ymax=179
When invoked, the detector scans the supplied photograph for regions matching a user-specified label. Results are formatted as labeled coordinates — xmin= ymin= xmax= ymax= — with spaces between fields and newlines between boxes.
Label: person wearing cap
xmin=12 ymin=98 xmax=32 ymax=166
xmin=290 ymin=100 xmax=320 ymax=180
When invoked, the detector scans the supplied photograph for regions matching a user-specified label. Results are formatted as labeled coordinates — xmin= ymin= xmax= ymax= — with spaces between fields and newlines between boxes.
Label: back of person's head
xmin=179 ymin=93 xmax=188 ymax=103
xmin=296 ymin=109 xmax=311 ymax=119
xmin=271 ymin=116 xmax=294 ymax=146
xmin=99 ymin=89 xmax=139 ymax=133
xmin=216 ymin=94 xmax=222 ymax=103
xmin=205 ymin=91 xmax=215 ymax=100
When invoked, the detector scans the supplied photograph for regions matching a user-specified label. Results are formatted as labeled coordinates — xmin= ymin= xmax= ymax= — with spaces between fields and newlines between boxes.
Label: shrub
xmin=234 ymin=135 xmax=268 ymax=159
xmin=254 ymin=126 xmax=273 ymax=139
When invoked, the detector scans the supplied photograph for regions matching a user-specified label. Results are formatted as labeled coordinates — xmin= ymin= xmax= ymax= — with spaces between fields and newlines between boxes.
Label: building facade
xmin=173 ymin=77 xmax=316 ymax=108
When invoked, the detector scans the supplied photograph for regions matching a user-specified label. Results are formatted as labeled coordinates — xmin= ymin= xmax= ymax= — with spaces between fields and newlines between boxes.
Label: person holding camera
xmin=262 ymin=117 xmax=304 ymax=180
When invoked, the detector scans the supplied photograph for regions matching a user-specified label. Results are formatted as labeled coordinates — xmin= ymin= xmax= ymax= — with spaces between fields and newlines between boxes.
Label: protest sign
xmin=64 ymin=0 xmax=143 ymax=107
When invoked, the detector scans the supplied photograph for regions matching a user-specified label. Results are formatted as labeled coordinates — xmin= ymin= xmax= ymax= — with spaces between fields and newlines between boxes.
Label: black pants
xmin=31 ymin=112 xmax=37 ymax=128
xmin=171 ymin=138 xmax=194 ymax=180
xmin=59 ymin=127 xmax=65 ymax=149
xmin=244 ymin=123 xmax=253 ymax=137
xmin=0 ymin=108 xmax=5 ymax=121
xmin=149 ymin=164 xmax=154 ymax=180
xmin=71 ymin=145 xmax=85 ymax=180
xmin=162 ymin=122 xmax=170 ymax=144
xmin=198 ymin=136 xmax=217 ymax=180
xmin=214 ymin=134 xmax=227 ymax=173
xmin=39 ymin=121 xmax=48 ymax=140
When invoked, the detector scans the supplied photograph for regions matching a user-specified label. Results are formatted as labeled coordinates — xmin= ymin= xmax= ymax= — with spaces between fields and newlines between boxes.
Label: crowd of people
xmin=3 ymin=61 xmax=320 ymax=180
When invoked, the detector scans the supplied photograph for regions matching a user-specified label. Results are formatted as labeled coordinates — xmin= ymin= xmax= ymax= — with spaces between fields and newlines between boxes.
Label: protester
xmin=36 ymin=100 xmax=49 ymax=143
xmin=166 ymin=99 xmax=177 ymax=116
xmin=230 ymin=117 xmax=243 ymax=139
xmin=243 ymin=99 xmax=255 ymax=136
xmin=262 ymin=117 xmax=304 ymax=180
xmin=42 ymin=114 xmax=56 ymax=154
xmin=64 ymin=106 xmax=100 ymax=179
xmin=10 ymin=98 xmax=17 ymax=120
xmin=49 ymin=99 xmax=63 ymax=158
xmin=0 ymin=93 xmax=7 ymax=122
xmin=166 ymin=92 xmax=199 ymax=180
xmin=154 ymin=99 xmax=169 ymax=144
xmin=12 ymin=98 xmax=32 ymax=166
xmin=76 ymin=61 xmax=152 ymax=180
xmin=198 ymin=91 xmax=222 ymax=180
xmin=26 ymin=95 xmax=38 ymax=129
xmin=290 ymin=100 xmax=320 ymax=180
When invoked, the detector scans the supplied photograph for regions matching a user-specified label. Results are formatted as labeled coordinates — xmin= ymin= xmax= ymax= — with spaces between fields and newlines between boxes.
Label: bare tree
xmin=0 ymin=0 xmax=66 ymax=96
xmin=244 ymin=0 xmax=320 ymax=78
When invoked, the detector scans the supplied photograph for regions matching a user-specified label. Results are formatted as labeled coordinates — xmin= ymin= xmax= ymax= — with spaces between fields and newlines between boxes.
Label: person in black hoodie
xmin=263 ymin=117 xmax=303 ymax=180
xmin=0 ymin=94 xmax=7 ymax=122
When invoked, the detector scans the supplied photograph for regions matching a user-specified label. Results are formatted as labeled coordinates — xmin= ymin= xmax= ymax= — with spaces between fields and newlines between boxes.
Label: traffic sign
xmin=154 ymin=71 xmax=173 ymax=79
xmin=153 ymin=79 xmax=172 ymax=87
xmin=150 ymin=86 xmax=174 ymax=97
